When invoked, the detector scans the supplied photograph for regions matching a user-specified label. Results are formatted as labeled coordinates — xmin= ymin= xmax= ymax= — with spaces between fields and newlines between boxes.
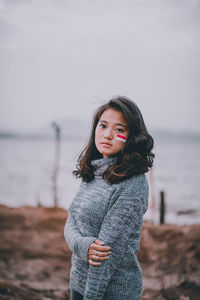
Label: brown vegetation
xmin=0 ymin=205 xmax=199 ymax=300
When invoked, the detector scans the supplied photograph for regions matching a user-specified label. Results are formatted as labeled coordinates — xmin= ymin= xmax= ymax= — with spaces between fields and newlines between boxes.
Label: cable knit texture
xmin=64 ymin=156 xmax=149 ymax=300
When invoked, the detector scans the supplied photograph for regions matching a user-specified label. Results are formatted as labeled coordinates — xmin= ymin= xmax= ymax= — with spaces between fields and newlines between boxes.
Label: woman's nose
xmin=103 ymin=128 xmax=113 ymax=139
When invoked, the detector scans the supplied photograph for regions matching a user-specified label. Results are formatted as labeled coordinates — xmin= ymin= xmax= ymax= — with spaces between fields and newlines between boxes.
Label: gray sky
xmin=0 ymin=0 xmax=200 ymax=133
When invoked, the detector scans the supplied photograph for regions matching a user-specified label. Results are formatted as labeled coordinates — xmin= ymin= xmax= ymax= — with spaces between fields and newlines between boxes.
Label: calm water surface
xmin=0 ymin=138 xmax=199 ymax=225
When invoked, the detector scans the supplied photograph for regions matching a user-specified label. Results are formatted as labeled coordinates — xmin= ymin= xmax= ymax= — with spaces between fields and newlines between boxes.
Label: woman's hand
xmin=88 ymin=239 xmax=111 ymax=266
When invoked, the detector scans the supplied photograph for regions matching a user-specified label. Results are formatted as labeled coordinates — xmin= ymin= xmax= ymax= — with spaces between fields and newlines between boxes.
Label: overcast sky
xmin=0 ymin=0 xmax=199 ymax=133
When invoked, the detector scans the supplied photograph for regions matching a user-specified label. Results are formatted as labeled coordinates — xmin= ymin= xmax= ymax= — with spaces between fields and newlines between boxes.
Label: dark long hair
xmin=73 ymin=96 xmax=154 ymax=184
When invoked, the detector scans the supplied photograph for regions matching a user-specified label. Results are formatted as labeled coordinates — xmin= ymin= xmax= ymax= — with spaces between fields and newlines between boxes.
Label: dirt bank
xmin=0 ymin=205 xmax=199 ymax=300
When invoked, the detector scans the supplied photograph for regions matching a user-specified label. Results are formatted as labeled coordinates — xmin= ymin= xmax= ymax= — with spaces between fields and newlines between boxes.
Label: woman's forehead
xmin=100 ymin=108 xmax=128 ymax=126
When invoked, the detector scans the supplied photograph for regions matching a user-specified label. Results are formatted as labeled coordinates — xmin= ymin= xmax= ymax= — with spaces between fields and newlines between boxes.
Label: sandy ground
xmin=0 ymin=205 xmax=199 ymax=300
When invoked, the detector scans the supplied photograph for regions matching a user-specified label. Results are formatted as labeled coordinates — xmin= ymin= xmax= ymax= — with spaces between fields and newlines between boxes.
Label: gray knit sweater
xmin=64 ymin=156 xmax=149 ymax=300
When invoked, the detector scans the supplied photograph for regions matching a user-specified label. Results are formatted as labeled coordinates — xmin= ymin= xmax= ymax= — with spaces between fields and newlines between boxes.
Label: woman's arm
xmin=64 ymin=207 xmax=97 ymax=263
xmin=83 ymin=176 xmax=149 ymax=300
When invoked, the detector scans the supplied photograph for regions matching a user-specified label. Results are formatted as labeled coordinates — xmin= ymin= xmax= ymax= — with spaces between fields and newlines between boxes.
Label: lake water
xmin=0 ymin=138 xmax=199 ymax=225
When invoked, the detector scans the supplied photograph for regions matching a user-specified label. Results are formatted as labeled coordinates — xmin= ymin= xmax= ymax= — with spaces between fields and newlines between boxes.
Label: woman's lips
xmin=101 ymin=142 xmax=112 ymax=147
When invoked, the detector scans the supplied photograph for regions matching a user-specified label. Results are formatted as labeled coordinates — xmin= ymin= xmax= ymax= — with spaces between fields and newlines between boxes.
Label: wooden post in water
xmin=52 ymin=121 xmax=61 ymax=207
xmin=159 ymin=190 xmax=165 ymax=224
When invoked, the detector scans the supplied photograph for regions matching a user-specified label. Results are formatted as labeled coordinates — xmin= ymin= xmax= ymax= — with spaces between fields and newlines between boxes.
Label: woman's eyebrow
xmin=100 ymin=120 xmax=127 ymax=128
xmin=115 ymin=122 xmax=126 ymax=128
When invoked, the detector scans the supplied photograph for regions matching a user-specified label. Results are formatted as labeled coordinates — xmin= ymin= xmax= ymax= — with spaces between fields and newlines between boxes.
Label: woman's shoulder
xmin=116 ymin=173 xmax=149 ymax=196
xmin=79 ymin=173 xmax=148 ymax=192
xmin=121 ymin=173 xmax=147 ymax=186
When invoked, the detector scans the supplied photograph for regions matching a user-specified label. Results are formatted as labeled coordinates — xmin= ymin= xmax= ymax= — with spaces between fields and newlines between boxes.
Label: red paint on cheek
xmin=116 ymin=134 xmax=127 ymax=143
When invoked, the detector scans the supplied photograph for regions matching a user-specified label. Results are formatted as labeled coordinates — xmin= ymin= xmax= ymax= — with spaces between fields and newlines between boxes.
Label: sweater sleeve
xmin=64 ymin=206 xmax=97 ymax=263
xmin=83 ymin=179 xmax=147 ymax=300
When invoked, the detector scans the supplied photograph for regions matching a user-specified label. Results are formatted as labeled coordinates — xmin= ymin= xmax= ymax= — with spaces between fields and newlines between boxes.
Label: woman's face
xmin=95 ymin=108 xmax=129 ymax=158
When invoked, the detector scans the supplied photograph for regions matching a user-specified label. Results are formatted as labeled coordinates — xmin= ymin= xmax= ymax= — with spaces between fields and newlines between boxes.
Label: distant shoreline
xmin=0 ymin=129 xmax=200 ymax=142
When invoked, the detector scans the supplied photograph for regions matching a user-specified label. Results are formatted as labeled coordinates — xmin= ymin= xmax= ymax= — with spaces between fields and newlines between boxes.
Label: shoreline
xmin=0 ymin=204 xmax=199 ymax=300
xmin=1 ymin=201 xmax=199 ymax=226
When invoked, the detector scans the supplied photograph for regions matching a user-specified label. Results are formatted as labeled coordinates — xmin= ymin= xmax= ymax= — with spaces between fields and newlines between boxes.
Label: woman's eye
xmin=99 ymin=123 xmax=106 ymax=128
xmin=116 ymin=128 xmax=123 ymax=132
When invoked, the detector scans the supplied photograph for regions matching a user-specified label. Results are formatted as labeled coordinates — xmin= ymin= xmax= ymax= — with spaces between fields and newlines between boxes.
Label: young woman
xmin=64 ymin=96 xmax=154 ymax=300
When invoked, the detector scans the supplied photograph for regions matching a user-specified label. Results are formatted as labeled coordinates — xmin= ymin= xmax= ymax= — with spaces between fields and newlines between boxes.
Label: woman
xmin=64 ymin=96 xmax=154 ymax=300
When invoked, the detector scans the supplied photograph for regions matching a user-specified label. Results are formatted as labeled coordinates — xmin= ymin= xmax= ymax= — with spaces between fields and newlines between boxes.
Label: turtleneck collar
xmin=91 ymin=156 xmax=118 ymax=177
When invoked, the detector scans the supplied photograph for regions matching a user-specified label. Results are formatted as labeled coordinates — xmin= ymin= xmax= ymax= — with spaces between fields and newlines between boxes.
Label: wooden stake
xmin=160 ymin=190 xmax=165 ymax=224
xmin=52 ymin=121 xmax=61 ymax=207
